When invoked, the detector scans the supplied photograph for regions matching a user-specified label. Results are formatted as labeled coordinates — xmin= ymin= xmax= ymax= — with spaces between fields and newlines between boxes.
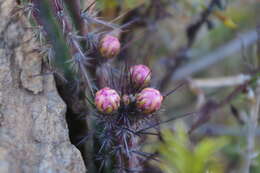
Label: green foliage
xmin=251 ymin=153 xmax=260 ymax=173
xmin=155 ymin=123 xmax=228 ymax=173
xmin=38 ymin=0 xmax=75 ymax=80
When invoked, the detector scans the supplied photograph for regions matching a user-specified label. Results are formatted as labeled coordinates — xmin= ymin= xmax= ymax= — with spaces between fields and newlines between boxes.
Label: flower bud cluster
xmin=95 ymin=65 xmax=163 ymax=114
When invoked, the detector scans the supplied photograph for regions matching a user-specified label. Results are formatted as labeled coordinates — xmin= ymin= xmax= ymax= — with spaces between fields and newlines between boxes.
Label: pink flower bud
xmin=136 ymin=88 xmax=163 ymax=114
xmin=99 ymin=35 xmax=121 ymax=58
xmin=130 ymin=65 xmax=151 ymax=87
xmin=95 ymin=87 xmax=120 ymax=114
xmin=122 ymin=94 xmax=130 ymax=106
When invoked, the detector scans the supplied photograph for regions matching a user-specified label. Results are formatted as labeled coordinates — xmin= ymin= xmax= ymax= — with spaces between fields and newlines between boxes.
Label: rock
xmin=0 ymin=0 xmax=86 ymax=172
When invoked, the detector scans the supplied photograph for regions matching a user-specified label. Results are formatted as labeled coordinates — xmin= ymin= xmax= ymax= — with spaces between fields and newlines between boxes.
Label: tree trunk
xmin=0 ymin=0 xmax=86 ymax=172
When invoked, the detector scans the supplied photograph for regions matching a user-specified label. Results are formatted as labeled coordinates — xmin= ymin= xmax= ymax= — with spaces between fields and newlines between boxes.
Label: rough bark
xmin=0 ymin=0 xmax=86 ymax=172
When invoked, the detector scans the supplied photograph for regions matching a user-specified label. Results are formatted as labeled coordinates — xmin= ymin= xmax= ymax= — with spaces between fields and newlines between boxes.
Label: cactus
xmin=93 ymin=65 xmax=163 ymax=172
xmin=16 ymin=1 xmax=190 ymax=172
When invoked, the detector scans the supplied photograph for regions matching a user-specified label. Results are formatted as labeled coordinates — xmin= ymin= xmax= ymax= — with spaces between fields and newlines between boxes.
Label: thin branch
xmin=163 ymin=81 xmax=187 ymax=98
xmin=190 ymin=74 xmax=251 ymax=88
xmin=189 ymin=71 xmax=260 ymax=133
xmin=158 ymin=0 xmax=220 ymax=91
xmin=186 ymin=0 xmax=221 ymax=47
xmin=64 ymin=0 xmax=88 ymax=35
xmin=173 ymin=30 xmax=258 ymax=80
xmin=242 ymin=83 xmax=260 ymax=173
xmin=137 ymin=112 xmax=196 ymax=133
xmin=193 ymin=123 xmax=260 ymax=136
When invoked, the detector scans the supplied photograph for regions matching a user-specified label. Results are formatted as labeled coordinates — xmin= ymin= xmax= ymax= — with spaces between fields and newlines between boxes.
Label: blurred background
xmin=93 ymin=0 xmax=260 ymax=172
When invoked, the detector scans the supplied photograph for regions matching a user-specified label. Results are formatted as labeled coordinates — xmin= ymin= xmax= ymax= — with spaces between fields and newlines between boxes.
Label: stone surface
xmin=0 ymin=0 xmax=86 ymax=172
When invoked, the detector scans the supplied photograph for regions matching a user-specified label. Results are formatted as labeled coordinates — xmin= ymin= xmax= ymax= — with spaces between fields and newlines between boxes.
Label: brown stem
xmin=158 ymin=47 xmax=188 ymax=91
xmin=64 ymin=0 xmax=88 ymax=35
xmin=189 ymin=70 xmax=260 ymax=133
xmin=114 ymin=122 xmax=142 ymax=173
xmin=158 ymin=0 xmax=220 ymax=92
xmin=116 ymin=137 xmax=141 ymax=173
xmin=48 ymin=0 xmax=88 ymax=58
xmin=128 ymin=134 xmax=141 ymax=172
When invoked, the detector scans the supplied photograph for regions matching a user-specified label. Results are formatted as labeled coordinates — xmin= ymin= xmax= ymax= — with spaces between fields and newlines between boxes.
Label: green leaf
xmin=155 ymin=122 xmax=228 ymax=173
